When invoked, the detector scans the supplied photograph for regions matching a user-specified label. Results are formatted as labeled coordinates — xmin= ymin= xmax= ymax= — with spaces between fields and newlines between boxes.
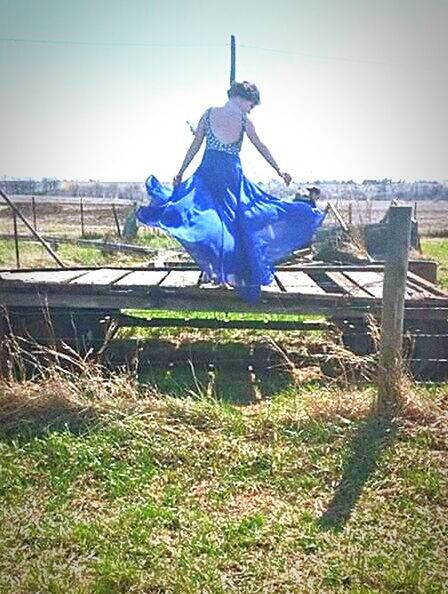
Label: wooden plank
xmin=403 ymin=280 xmax=435 ymax=300
xmin=344 ymin=270 xmax=426 ymax=300
xmin=159 ymin=270 xmax=202 ymax=288
xmin=69 ymin=268 xmax=131 ymax=285
xmin=261 ymin=278 xmax=283 ymax=293
xmin=113 ymin=270 xmax=169 ymax=287
xmin=343 ymin=271 xmax=385 ymax=298
xmin=1 ymin=288 xmax=446 ymax=320
xmin=407 ymin=270 xmax=448 ymax=298
xmin=0 ymin=269 xmax=90 ymax=284
xmin=275 ymin=271 xmax=327 ymax=295
xmin=326 ymin=272 xmax=373 ymax=298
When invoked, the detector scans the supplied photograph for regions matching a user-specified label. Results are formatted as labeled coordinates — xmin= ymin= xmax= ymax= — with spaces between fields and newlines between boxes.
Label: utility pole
xmin=230 ymin=35 xmax=236 ymax=84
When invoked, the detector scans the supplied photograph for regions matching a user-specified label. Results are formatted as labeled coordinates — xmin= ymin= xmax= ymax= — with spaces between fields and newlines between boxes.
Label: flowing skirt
xmin=137 ymin=149 xmax=326 ymax=302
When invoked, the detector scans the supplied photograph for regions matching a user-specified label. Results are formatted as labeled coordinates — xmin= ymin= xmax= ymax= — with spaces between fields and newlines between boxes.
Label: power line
xmin=0 ymin=36 xmax=433 ymax=71
xmin=0 ymin=37 xmax=225 ymax=48
xmin=241 ymin=43 xmax=392 ymax=67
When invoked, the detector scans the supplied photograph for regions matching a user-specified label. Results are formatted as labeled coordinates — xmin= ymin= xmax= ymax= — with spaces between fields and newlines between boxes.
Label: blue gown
xmin=137 ymin=108 xmax=326 ymax=303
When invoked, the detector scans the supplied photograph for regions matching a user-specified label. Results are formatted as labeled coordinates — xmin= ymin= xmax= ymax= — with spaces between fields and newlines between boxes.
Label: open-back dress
xmin=136 ymin=107 xmax=326 ymax=303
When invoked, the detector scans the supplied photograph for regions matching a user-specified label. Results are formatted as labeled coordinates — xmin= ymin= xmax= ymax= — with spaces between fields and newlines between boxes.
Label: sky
xmin=0 ymin=0 xmax=447 ymax=183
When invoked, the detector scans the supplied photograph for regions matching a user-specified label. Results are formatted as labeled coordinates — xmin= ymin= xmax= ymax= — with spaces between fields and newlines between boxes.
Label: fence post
xmin=80 ymin=197 xmax=85 ymax=238
xmin=32 ymin=195 xmax=37 ymax=230
xmin=12 ymin=210 xmax=20 ymax=269
xmin=112 ymin=205 xmax=122 ymax=238
xmin=0 ymin=189 xmax=66 ymax=268
xmin=377 ymin=205 xmax=412 ymax=411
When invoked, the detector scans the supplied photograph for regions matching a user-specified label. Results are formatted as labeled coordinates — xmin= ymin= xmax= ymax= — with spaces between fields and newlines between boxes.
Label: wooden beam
xmin=326 ymin=200 xmax=349 ymax=232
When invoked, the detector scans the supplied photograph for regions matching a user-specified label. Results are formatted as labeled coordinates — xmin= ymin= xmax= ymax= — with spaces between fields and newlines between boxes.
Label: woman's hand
xmin=278 ymin=171 xmax=292 ymax=186
xmin=172 ymin=173 xmax=183 ymax=187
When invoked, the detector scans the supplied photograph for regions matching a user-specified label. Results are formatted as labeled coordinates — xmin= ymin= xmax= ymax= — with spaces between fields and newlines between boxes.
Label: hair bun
xmin=227 ymin=81 xmax=260 ymax=105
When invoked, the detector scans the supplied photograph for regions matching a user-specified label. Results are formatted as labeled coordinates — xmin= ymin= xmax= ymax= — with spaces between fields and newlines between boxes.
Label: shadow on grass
xmin=107 ymin=338 xmax=300 ymax=404
xmin=319 ymin=411 xmax=397 ymax=532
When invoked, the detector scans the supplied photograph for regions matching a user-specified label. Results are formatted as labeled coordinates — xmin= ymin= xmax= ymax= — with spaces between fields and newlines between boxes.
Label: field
xmin=0 ymin=195 xmax=448 ymax=593
xmin=0 ymin=362 xmax=447 ymax=593
xmin=1 ymin=196 xmax=448 ymax=269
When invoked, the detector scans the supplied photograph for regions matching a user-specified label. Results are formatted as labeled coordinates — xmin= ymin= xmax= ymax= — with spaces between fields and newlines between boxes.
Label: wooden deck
xmin=1 ymin=264 xmax=447 ymax=320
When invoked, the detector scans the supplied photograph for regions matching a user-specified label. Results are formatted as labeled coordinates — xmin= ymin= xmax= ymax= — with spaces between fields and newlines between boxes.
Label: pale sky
xmin=0 ymin=0 xmax=447 ymax=183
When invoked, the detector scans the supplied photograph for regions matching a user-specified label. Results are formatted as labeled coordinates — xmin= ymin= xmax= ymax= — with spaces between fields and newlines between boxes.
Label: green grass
xmin=422 ymin=237 xmax=448 ymax=289
xmin=0 ymin=239 xmax=145 ymax=269
xmin=0 ymin=368 xmax=447 ymax=594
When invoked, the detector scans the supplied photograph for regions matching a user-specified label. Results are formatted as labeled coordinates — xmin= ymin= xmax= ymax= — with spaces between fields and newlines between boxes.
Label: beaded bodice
xmin=205 ymin=107 xmax=247 ymax=155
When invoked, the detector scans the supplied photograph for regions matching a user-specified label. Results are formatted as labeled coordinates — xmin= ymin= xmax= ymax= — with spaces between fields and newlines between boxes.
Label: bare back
xmin=208 ymin=106 xmax=245 ymax=145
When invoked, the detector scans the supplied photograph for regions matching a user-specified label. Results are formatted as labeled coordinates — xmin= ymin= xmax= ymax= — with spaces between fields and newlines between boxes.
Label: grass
xmin=421 ymin=237 xmax=448 ymax=289
xmin=0 ymin=232 xmax=183 ymax=269
xmin=0 ymin=358 xmax=447 ymax=593
xmin=0 ymin=239 xmax=146 ymax=269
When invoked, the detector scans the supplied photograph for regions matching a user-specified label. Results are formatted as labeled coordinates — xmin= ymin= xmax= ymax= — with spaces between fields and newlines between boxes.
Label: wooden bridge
xmin=1 ymin=263 xmax=447 ymax=378
xmin=0 ymin=263 xmax=447 ymax=315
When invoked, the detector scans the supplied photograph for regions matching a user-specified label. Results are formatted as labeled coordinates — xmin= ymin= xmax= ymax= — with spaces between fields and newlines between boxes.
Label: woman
xmin=137 ymin=81 xmax=325 ymax=302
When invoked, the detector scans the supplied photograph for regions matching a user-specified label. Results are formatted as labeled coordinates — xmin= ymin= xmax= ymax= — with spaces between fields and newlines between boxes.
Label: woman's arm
xmin=245 ymin=119 xmax=291 ymax=186
xmin=173 ymin=113 xmax=206 ymax=186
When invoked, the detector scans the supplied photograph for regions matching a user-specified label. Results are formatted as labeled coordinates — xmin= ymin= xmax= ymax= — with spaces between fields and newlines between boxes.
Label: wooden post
xmin=327 ymin=200 xmax=349 ymax=232
xmin=230 ymin=34 xmax=236 ymax=85
xmin=0 ymin=189 xmax=66 ymax=268
xmin=112 ymin=205 xmax=122 ymax=238
xmin=377 ymin=205 xmax=412 ymax=411
xmin=12 ymin=210 xmax=20 ymax=269
xmin=31 ymin=196 xmax=37 ymax=230
xmin=80 ymin=198 xmax=85 ymax=237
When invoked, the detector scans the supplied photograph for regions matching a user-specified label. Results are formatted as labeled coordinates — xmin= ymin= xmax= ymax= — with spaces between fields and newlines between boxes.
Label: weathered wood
xmin=326 ymin=200 xmax=350 ymax=232
xmin=112 ymin=205 xmax=122 ymax=238
xmin=0 ymin=189 xmax=66 ymax=267
xmin=159 ymin=270 xmax=202 ymax=288
xmin=69 ymin=268 xmax=131 ymax=285
xmin=326 ymin=271 xmax=373 ymax=298
xmin=0 ymin=287 xmax=447 ymax=320
xmin=343 ymin=271 xmax=385 ymax=298
xmin=262 ymin=277 xmax=283 ymax=293
xmin=378 ymin=205 xmax=412 ymax=410
xmin=80 ymin=198 xmax=85 ymax=237
xmin=276 ymin=271 xmax=327 ymax=295
xmin=12 ymin=210 xmax=20 ymax=269
xmin=113 ymin=270 xmax=169 ymax=286
xmin=0 ymin=269 xmax=90 ymax=284
xmin=406 ymin=270 xmax=448 ymax=298
xmin=31 ymin=196 xmax=37 ymax=230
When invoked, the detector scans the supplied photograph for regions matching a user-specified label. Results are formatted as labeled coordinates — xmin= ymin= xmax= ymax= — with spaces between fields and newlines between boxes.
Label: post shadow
xmin=319 ymin=411 xmax=397 ymax=531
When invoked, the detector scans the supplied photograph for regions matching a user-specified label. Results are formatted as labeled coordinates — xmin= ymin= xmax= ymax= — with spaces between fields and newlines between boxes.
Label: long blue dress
xmin=137 ymin=108 xmax=326 ymax=303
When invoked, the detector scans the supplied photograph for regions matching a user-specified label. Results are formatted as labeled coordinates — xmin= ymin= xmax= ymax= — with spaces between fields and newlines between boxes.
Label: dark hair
xmin=227 ymin=81 xmax=260 ymax=105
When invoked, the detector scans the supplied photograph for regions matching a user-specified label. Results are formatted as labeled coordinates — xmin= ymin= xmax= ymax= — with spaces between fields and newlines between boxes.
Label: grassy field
xmin=421 ymin=238 xmax=448 ymax=289
xmin=0 ymin=363 xmax=447 ymax=594
xmin=0 ymin=213 xmax=447 ymax=592
xmin=0 ymin=235 xmax=179 ymax=269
